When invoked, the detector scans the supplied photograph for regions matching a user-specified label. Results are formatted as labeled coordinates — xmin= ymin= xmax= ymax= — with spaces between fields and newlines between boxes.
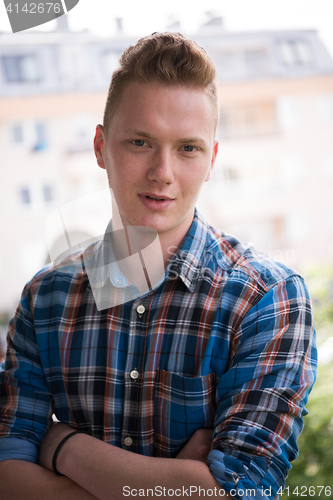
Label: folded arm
xmin=36 ymin=423 xmax=225 ymax=500
xmin=0 ymin=460 xmax=99 ymax=500
xmin=0 ymin=426 xmax=225 ymax=500
xmin=207 ymin=275 xmax=317 ymax=498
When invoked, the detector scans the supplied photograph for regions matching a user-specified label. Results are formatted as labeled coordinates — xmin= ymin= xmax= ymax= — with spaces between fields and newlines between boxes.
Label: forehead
xmin=109 ymin=81 xmax=216 ymax=139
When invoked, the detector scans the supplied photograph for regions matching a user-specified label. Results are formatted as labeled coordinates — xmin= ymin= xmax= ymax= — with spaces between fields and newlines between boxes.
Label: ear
xmin=94 ymin=124 xmax=106 ymax=169
xmin=205 ymin=139 xmax=219 ymax=182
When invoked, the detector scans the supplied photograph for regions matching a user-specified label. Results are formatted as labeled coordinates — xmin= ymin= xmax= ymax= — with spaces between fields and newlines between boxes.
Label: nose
xmin=147 ymin=149 xmax=175 ymax=185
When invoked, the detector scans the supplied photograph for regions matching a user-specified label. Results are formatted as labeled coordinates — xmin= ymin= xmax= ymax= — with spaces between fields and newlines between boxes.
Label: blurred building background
xmin=1 ymin=14 xmax=333 ymax=322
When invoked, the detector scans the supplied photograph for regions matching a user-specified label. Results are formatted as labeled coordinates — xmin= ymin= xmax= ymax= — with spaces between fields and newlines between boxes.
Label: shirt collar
xmin=83 ymin=208 xmax=209 ymax=293
xmin=83 ymin=220 xmax=120 ymax=291
xmin=166 ymin=208 xmax=209 ymax=293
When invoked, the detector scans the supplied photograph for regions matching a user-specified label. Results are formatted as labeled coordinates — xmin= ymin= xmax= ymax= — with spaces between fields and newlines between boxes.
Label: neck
xmin=111 ymin=217 xmax=193 ymax=294
xmin=111 ymin=225 xmax=165 ymax=294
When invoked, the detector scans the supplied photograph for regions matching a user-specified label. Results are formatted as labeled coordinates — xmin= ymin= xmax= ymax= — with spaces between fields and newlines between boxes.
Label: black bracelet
xmin=52 ymin=430 xmax=85 ymax=476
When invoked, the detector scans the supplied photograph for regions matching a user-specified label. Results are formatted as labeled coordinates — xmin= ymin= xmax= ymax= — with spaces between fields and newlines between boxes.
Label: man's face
xmin=94 ymin=81 xmax=218 ymax=241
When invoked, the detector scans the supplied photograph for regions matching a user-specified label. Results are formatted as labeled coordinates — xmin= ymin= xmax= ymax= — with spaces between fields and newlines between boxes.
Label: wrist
xmin=53 ymin=430 xmax=86 ymax=476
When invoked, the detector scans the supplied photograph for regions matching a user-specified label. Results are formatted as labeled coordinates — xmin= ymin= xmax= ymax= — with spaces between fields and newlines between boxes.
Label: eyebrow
xmin=125 ymin=128 xmax=155 ymax=139
xmin=124 ymin=128 xmax=206 ymax=145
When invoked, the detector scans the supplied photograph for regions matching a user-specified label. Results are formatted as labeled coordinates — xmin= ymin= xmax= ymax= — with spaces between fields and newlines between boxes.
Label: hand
xmin=38 ymin=422 xmax=76 ymax=472
xmin=176 ymin=428 xmax=213 ymax=464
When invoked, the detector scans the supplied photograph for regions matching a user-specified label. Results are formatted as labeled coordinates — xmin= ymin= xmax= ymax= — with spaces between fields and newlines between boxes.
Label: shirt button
xmin=124 ymin=436 xmax=133 ymax=447
xmin=130 ymin=369 xmax=139 ymax=380
xmin=136 ymin=304 xmax=145 ymax=315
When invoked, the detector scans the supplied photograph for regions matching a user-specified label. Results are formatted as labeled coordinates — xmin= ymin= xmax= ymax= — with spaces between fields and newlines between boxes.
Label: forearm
xmin=58 ymin=433 xmax=229 ymax=500
xmin=0 ymin=460 xmax=98 ymax=500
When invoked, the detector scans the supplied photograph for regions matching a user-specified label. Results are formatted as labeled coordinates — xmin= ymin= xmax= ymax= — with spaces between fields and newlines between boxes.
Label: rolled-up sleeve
xmin=0 ymin=437 xmax=38 ymax=463
xmin=0 ymin=282 xmax=53 ymax=463
xmin=208 ymin=275 xmax=317 ymax=500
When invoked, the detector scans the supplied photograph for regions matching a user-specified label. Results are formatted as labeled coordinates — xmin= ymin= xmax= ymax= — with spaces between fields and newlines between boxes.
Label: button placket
xmin=121 ymin=301 xmax=147 ymax=451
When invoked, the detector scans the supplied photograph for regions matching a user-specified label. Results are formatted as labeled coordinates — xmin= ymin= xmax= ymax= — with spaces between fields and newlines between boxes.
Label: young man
xmin=0 ymin=33 xmax=316 ymax=499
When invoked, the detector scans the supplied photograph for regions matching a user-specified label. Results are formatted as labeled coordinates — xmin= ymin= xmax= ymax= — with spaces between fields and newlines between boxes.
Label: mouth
xmin=138 ymin=193 xmax=175 ymax=210
xmin=145 ymin=195 xmax=166 ymax=201
xmin=141 ymin=193 xmax=174 ymax=202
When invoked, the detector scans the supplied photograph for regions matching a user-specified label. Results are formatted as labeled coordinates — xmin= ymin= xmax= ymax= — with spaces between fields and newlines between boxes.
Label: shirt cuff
xmin=0 ymin=437 xmax=38 ymax=463
xmin=207 ymin=449 xmax=282 ymax=500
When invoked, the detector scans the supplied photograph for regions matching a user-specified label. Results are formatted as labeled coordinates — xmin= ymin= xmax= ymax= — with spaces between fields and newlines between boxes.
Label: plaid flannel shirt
xmin=0 ymin=209 xmax=317 ymax=499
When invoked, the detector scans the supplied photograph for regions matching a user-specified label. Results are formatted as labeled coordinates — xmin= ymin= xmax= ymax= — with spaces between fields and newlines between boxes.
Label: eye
xmin=133 ymin=139 xmax=148 ymax=147
xmin=181 ymin=145 xmax=197 ymax=152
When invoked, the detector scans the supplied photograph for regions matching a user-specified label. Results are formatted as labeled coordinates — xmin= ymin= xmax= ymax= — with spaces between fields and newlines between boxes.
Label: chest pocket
xmin=154 ymin=369 xmax=216 ymax=458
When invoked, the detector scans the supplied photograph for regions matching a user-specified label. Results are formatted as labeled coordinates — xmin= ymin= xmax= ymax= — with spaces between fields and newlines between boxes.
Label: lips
xmin=140 ymin=192 xmax=174 ymax=201
xmin=146 ymin=195 xmax=166 ymax=201
xmin=138 ymin=193 xmax=175 ymax=211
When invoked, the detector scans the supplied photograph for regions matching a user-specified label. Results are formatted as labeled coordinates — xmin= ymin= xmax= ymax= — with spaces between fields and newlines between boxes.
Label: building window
xmin=277 ymin=40 xmax=313 ymax=66
xmin=43 ymin=185 xmax=53 ymax=203
xmin=33 ymin=121 xmax=48 ymax=151
xmin=19 ymin=187 xmax=31 ymax=205
xmin=12 ymin=124 xmax=24 ymax=143
xmin=68 ymin=114 xmax=94 ymax=153
xmin=2 ymin=54 xmax=40 ymax=83
xmin=10 ymin=121 xmax=49 ymax=151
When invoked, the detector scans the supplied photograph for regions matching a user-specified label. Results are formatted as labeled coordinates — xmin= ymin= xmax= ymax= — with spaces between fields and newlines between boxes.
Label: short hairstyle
xmin=103 ymin=32 xmax=219 ymax=133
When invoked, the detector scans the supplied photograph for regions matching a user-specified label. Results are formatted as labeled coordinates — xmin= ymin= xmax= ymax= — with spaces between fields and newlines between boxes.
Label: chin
xmin=123 ymin=209 xmax=191 ymax=236
xmin=122 ymin=214 xmax=166 ymax=231
xmin=140 ymin=221 xmax=170 ymax=234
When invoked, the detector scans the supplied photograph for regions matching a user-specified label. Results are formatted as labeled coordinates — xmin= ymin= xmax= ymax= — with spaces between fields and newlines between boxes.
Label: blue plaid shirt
xmin=0 ymin=210 xmax=317 ymax=499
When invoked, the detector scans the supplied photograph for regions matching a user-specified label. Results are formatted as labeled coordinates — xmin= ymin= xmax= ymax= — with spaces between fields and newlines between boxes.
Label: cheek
xmin=182 ymin=165 xmax=209 ymax=190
